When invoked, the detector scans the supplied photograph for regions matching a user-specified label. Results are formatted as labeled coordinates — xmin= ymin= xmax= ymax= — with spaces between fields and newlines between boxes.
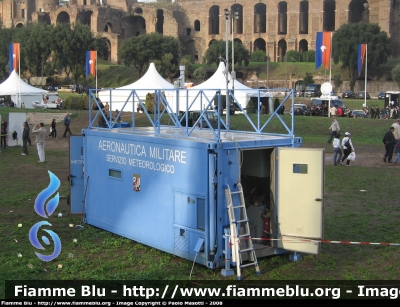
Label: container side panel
xmin=70 ymin=136 xmax=85 ymax=214
xmin=83 ymin=131 xmax=209 ymax=256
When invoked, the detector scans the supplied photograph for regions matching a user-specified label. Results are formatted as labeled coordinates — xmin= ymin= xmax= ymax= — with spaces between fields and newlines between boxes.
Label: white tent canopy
xmin=98 ymin=62 xmax=174 ymax=111
xmin=0 ymin=70 xmax=48 ymax=108
xmin=174 ymin=62 xmax=270 ymax=112
xmin=193 ymin=61 xmax=251 ymax=91
xmin=0 ymin=70 xmax=47 ymax=95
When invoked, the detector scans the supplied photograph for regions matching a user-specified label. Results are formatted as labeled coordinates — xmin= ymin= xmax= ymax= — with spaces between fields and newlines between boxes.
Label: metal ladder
xmin=225 ymin=183 xmax=261 ymax=280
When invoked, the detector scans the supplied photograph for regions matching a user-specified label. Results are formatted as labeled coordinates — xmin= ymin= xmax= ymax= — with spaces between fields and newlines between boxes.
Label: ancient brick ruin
xmin=0 ymin=0 xmax=398 ymax=64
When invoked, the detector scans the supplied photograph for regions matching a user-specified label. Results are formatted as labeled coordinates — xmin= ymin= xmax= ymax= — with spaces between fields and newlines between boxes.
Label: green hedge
xmin=64 ymin=96 xmax=88 ymax=110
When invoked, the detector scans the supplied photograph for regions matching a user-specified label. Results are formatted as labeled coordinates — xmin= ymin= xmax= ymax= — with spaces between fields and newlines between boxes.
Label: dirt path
xmin=47 ymin=111 xmax=393 ymax=168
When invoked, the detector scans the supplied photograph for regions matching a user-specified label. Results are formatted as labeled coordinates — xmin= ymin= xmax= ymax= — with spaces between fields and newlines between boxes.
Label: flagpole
xmin=18 ymin=43 xmax=21 ymax=108
xmin=328 ymin=32 xmax=332 ymax=118
xmin=95 ymin=51 xmax=98 ymax=98
xmin=364 ymin=44 xmax=367 ymax=108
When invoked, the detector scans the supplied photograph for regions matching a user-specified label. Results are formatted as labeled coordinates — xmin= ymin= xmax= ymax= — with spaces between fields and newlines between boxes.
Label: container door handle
xmin=314 ymin=198 xmax=322 ymax=201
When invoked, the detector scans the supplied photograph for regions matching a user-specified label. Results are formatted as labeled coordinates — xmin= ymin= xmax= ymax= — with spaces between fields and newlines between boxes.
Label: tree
xmin=118 ymin=33 xmax=180 ymax=77
xmin=332 ymin=73 xmax=343 ymax=90
xmin=203 ymin=40 xmax=250 ymax=68
xmin=154 ymin=53 xmax=178 ymax=81
xmin=300 ymin=50 xmax=315 ymax=62
xmin=250 ymin=50 xmax=267 ymax=62
xmin=286 ymin=50 xmax=301 ymax=62
xmin=332 ymin=22 xmax=391 ymax=90
xmin=193 ymin=67 xmax=207 ymax=83
xmin=392 ymin=64 xmax=400 ymax=89
xmin=0 ymin=28 xmax=17 ymax=79
xmin=51 ymin=22 xmax=98 ymax=84
xmin=303 ymin=72 xmax=314 ymax=85
xmin=14 ymin=23 xmax=53 ymax=77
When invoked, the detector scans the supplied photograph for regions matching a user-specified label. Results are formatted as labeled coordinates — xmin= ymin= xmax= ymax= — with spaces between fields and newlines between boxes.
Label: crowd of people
xmin=330 ymin=125 xmax=355 ymax=167
xmin=362 ymin=105 xmax=381 ymax=119
xmin=388 ymin=118 xmax=400 ymax=164
xmin=329 ymin=116 xmax=400 ymax=166
xmin=0 ymin=112 xmax=73 ymax=162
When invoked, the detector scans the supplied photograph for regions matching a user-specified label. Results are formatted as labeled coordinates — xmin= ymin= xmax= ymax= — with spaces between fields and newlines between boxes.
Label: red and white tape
xmin=234 ymin=236 xmax=400 ymax=246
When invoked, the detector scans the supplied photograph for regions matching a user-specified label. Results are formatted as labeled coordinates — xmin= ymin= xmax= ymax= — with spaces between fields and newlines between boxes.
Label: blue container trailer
xmin=70 ymin=89 xmax=324 ymax=277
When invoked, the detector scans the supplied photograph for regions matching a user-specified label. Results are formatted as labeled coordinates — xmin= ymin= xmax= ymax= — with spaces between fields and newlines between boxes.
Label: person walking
xmin=327 ymin=115 xmax=340 ymax=143
xmin=394 ymin=141 xmax=400 ymax=165
xmin=333 ymin=133 xmax=342 ymax=165
xmin=21 ymin=121 xmax=30 ymax=156
xmin=26 ymin=121 xmax=32 ymax=146
xmin=32 ymin=123 xmax=46 ymax=163
xmin=370 ymin=106 xmax=375 ymax=119
xmin=375 ymin=105 xmax=380 ymax=119
xmin=341 ymin=132 xmax=355 ymax=166
xmin=49 ymin=119 xmax=57 ymax=138
xmin=383 ymin=126 xmax=396 ymax=163
xmin=1 ymin=119 xmax=7 ymax=149
xmin=63 ymin=113 xmax=72 ymax=137
xmin=391 ymin=118 xmax=400 ymax=162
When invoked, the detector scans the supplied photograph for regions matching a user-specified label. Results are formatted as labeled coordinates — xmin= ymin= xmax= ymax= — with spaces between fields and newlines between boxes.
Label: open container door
xmin=69 ymin=136 xmax=85 ymax=214
xmin=276 ymin=147 xmax=324 ymax=254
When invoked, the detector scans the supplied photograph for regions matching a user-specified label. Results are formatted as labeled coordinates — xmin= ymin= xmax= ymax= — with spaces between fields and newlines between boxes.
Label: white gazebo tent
xmin=98 ymin=63 xmax=174 ymax=112
xmin=176 ymin=62 xmax=272 ymax=112
xmin=0 ymin=70 xmax=48 ymax=108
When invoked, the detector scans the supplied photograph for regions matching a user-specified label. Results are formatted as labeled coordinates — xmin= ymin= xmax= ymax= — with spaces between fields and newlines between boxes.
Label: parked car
xmin=341 ymin=90 xmax=355 ymax=99
xmin=178 ymin=110 xmax=220 ymax=129
xmin=355 ymin=91 xmax=370 ymax=99
xmin=304 ymin=84 xmax=322 ymax=97
xmin=378 ymin=91 xmax=386 ymax=100
xmin=86 ymin=85 xmax=101 ymax=95
xmin=349 ymin=110 xmax=368 ymax=118
xmin=290 ymin=103 xmax=311 ymax=116
xmin=72 ymin=84 xmax=84 ymax=94
xmin=311 ymin=98 xmax=348 ymax=117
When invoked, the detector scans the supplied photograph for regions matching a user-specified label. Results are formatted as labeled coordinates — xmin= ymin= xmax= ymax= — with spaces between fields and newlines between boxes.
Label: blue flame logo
xmin=29 ymin=171 xmax=62 ymax=261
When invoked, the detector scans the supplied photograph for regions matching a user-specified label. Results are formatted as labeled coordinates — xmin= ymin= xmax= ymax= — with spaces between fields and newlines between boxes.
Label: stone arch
xmin=231 ymin=4 xmax=243 ymax=34
xmin=183 ymin=40 xmax=197 ymax=62
xmin=15 ymin=22 xmax=24 ymax=28
xmin=99 ymin=32 xmax=119 ymax=64
xmin=299 ymin=1 xmax=308 ymax=34
xmin=104 ymin=22 xmax=112 ymax=33
xmin=100 ymin=37 xmax=111 ymax=61
xmin=299 ymin=39 xmax=308 ymax=53
xmin=56 ymin=11 xmax=70 ymax=24
xmin=122 ymin=16 xmax=146 ymax=39
xmin=254 ymin=3 xmax=266 ymax=34
xmin=348 ymin=0 xmax=369 ymax=23
xmin=278 ymin=2 xmax=287 ymax=35
xmin=323 ymin=0 xmax=335 ymax=31
xmin=76 ymin=10 xmax=93 ymax=26
xmin=234 ymin=38 xmax=242 ymax=45
xmin=209 ymin=6 xmax=219 ymax=35
xmin=155 ymin=9 xmax=164 ymax=34
xmin=277 ymin=39 xmax=287 ymax=62
xmin=194 ymin=20 xmax=200 ymax=31
xmin=254 ymin=38 xmax=266 ymax=52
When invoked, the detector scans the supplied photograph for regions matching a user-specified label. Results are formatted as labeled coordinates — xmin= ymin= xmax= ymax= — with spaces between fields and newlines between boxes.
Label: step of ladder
xmin=225 ymin=183 xmax=261 ymax=280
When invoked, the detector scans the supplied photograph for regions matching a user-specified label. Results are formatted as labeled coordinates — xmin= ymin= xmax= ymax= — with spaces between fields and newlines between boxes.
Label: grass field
xmin=86 ymin=58 xmax=400 ymax=89
xmin=1 ymin=100 xmax=400 ymax=299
